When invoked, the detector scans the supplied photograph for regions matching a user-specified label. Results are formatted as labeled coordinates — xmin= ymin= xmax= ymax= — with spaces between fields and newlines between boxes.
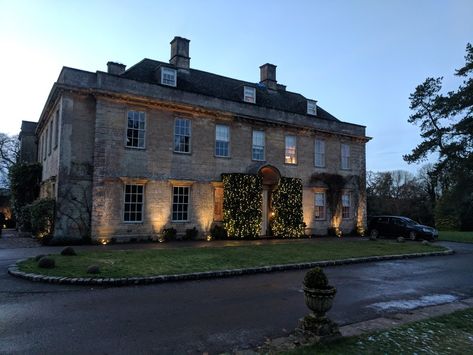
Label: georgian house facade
xmin=34 ymin=36 xmax=370 ymax=242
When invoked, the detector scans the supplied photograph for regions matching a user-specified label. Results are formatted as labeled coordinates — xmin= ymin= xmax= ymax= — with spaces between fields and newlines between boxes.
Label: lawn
xmin=288 ymin=307 xmax=473 ymax=355
xmin=439 ymin=231 xmax=473 ymax=243
xmin=18 ymin=239 xmax=445 ymax=278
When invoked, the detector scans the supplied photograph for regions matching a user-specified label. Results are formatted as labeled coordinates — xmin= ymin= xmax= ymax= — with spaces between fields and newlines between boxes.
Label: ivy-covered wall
xmin=271 ymin=177 xmax=305 ymax=238
xmin=222 ymin=173 xmax=262 ymax=238
xmin=9 ymin=163 xmax=42 ymax=230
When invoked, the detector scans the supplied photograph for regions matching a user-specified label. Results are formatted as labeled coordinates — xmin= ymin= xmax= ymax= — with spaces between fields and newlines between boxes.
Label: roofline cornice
xmin=36 ymin=74 xmax=370 ymax=143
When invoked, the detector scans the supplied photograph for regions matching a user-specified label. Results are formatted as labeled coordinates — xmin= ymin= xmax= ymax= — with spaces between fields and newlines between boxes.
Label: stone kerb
xmin=8 ymin=248 xmax=454 ymax=286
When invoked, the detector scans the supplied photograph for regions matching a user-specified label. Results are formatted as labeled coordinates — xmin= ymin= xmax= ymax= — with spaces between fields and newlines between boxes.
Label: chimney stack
xmin=260 ymin=63 xmax=277 ymax=90
xmin=107 ymin=62 xmax=126 ymax=75
xmin=170 ymin=36 xmax=190 ymax=70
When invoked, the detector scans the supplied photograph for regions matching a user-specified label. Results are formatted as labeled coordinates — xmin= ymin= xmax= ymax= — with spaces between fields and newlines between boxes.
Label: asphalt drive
xmin=0 ymin=240 xmax=472 ymax=354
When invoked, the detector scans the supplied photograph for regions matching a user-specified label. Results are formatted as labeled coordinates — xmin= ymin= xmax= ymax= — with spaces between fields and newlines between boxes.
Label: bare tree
xmin=0 ymin=133 xmax=20 ymax=188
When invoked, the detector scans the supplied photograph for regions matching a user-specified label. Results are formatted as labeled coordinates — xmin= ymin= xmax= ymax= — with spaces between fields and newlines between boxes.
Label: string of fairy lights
xmin=222 ymin=173 xmax=305 ymax=239
xmin=222 ymin=173 xmax=263 ymax=238
xmin=271 ymin=177 xmax=305 ymax=238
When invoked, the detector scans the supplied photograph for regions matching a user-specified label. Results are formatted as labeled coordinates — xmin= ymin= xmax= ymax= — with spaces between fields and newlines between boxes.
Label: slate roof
xmin=121 ymin=59 xmax=340 ymax=122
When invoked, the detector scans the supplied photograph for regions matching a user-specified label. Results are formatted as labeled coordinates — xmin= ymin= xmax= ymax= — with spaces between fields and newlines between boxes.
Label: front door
xmin=260 ymin=189 xmax=269 ymax=236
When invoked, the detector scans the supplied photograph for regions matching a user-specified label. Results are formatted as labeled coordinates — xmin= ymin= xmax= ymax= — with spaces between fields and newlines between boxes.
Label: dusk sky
xmin=1 ymin=0 xmax=471 ymax=173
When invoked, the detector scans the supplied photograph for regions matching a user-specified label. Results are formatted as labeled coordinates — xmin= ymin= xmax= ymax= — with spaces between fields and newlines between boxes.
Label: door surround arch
xmin=258 ymin=165 xmax=281 ymax=236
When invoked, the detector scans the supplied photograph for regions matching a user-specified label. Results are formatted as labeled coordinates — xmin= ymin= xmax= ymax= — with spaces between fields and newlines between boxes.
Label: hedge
xmin=223 ymin=173 xmax=262 ymax=238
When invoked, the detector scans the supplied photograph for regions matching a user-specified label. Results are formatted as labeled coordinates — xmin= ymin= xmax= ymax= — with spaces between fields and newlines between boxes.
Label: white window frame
xmin=126 ymin=111 xmax=146 ymax=149
xmin=314 ymin=138 xmax=325 ymax=167
xmin=252 ymin=130 xmax=265 ymax=161
xmin=314 ymin=192 xmax=326 ymax=220
xmin=161 ymin=67 xmax=177 ymax=87
xmin=307 ymin=100 xmax=317 ymax=115
xmin=123 ymin=184 xmax=144 ymax=223
xmin=172 ymin=186 xmax=190 ymax=222
xmin=244 ymin=86 xmax=256 ymax=104
xmin=215 ymin=124 xmax=230 ymax=157
xmin=284 ymin=135 xmax=297 ymax=164
xmin=174 ymin=118 xmax=192 ymax=153
xmin=342 ymin=192 xmax=351 ymax=219
xmin=341 ymin=143 xmax=351 ymax=170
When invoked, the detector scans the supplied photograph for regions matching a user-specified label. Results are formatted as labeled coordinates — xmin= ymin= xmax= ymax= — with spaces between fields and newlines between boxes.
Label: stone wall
xmin=89 ymin=96 xmax=367 ymax=241
xmin=53 ymin=92 xmax=96 ymax=240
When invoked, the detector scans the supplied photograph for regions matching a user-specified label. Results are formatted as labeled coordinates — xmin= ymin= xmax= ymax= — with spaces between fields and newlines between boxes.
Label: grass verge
xmin=439 ymin=231 xmax=473 ymax=243
xmin=17 ymin=239 xmax=445 ymax=278
xmin=288 ymin=307 xmax=473 ymax=355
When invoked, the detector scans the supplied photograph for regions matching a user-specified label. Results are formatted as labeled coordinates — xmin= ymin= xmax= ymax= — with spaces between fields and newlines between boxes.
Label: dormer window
xmin=161 ymin=67 xmax=177 ymax=87
xmin=307 ymin=100 xmax=317 ymax=116
xmin=244 ymin=86 xmax=256 ymax=104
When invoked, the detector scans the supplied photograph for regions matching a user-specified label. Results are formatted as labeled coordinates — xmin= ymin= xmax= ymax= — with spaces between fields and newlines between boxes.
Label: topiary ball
xmin=87 ymin=265 xmax=100 ymax=274
xmin=34 ymin=254 xmax=46 ymax=261
xmin=304 ymin=267 xmax=329 ymax=289
xmin=38 ymin=256 xmax=55 ymax=269
xmin=61 ymin=247 xmax=77 ymax=256
xmin=397 ymin=237 xmax=405 ymax=243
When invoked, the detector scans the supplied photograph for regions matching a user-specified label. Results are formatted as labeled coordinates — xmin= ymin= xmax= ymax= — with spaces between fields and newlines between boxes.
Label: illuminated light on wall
xmin=206 ymin=235 xmax=212 ymax=242
xmin=94 ymin=184 xmax=121 ymax=241
xmin=100 ymin=239 xmax=109 ymax=245
xmin=147 ymin=191 xmax=171 ymax=237
xmin=335 ymin=227 xmax=342 ymax=237
xmin=356 ymin=193 xmax=367 ymax=236
xmin=195 ymin=208 xmax=213 ymax=235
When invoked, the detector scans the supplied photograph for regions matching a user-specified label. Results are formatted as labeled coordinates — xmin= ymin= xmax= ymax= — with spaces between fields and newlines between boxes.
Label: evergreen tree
xmin=404 ymin=43 xmax=473 ymax=230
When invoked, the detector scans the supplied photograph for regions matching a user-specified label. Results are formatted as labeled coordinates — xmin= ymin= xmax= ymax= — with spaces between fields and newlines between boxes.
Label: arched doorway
xmin=258 ymin=165 xmax=281 ymax=236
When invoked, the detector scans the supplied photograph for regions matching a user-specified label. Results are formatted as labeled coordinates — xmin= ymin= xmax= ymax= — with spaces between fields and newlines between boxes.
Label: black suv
xmin=368 ymin=216 xmax=438 ymax=241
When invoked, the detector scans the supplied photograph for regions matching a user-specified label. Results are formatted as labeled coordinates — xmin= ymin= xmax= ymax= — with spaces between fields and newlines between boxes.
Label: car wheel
xmin=409 ymin=231 xmax=416 ymax=241
xmin=370 ymin=229 xmax=379 ymax=239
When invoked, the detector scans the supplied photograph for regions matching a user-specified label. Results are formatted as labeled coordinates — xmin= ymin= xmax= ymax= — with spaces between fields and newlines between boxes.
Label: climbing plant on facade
xmin=271 ymin=177 xmax=305 ymax=238
xmin=222 ymin=173 xmax=262 ymax=238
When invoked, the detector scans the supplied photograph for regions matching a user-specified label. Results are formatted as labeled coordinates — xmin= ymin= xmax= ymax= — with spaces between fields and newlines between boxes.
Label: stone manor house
xmin=30 ymin=36 xmax=370 ymax=242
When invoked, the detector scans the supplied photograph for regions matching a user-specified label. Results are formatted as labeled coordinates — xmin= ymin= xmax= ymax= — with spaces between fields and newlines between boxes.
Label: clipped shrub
xmin=327 ymin=227 xmax=342 ymax=237
xmin=34 ymin=254 xmax=46 ymax=261
xmin=303 ymin=267 xmax=329 ymax=289
xmin=162 ymin=227 xmax=177 ymax=241
xmin=26 ymin=198 xmax=55 ymax=239
xmin=397 ymin=236 xmax=405 ymax=243
xmin=61 ymin=246 xmax=77 ymax=256
xmin=9 ymin=163 xmax=42 ymax=231
xmin=87 ymin=265 xmax=100 ymax=274
xmin=185 ymin=227 xmax=199 ymax=240
xmin=210 ymin=224 xmax=227 ymax=240
xmin=271 ymin=177 xmax=305 ymax=238
xmin=223 ymin=173 xmax=262 ymax=238
xmin=351 ymin=226 xmax=366 ymax=237
xmin=18 ymin=205 xmax=33 ymax=232
xmin=38 ymin=256 xmax=55 ymax=269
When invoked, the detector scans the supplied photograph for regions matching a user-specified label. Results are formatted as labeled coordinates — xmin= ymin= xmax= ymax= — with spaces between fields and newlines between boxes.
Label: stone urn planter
xmin=298 ymin=267 xmax=341 ymax=342
xmin=303 ymin=286 xmax=337 ymax=317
